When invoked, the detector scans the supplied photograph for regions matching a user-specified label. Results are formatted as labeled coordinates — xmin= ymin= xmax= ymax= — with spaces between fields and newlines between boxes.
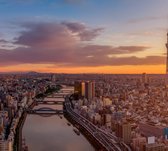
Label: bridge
xmin=35 ymin=100 xmax=64 ymax=105
xmin=46 ymin=95 xmax=65 ymax=98
xmin=26 ymin=107 xmax=64 ymax=115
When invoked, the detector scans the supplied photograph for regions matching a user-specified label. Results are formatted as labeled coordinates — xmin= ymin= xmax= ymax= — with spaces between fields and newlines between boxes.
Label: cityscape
xmin=0 ymin=0 xmax=168 ymax=151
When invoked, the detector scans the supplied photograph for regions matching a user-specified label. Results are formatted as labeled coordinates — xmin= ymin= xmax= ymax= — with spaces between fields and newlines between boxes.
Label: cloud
xmin=0 ymin=39 xmax=8 ymax=43
xmin=79 ymin=45 xmax=149 ymax=57
xmin=72 ymin=55 xmax=165 ymax=67
xmin=62 ymin=22 xmax=103 ymax=41
xmin=14 ymin=21 xmax=103 ymax=48
xmin=127 ymin=16 xmax=166 ymax=24
xmin=15 ymin=22 xmax=79 ymax=48
xmin=0 ymin=21 xmax=161 ymax=67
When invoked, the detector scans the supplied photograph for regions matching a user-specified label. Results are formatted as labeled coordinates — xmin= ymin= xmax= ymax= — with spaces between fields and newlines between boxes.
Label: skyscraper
xmin=81 ymin=82 xmax=85 ymax=96
xmin=85 ymin=81 xmax=95 ymax=100
xmin=142 ymin=73 xmax=147 ymax=84
xmin=74 ymin=81 xmax=95 ymax=100
xmin=166 ymin=32 xmax=168 ymax=74
xmin=74 ymin=81 xmax=82 ymax=94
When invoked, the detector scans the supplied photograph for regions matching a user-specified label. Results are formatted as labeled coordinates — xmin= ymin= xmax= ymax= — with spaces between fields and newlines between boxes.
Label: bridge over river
xmin=23 ymin=86 xmax=131 ymax=151
xmin=35 ymin=100 xmax=64 ymax=105
xmin=22 ymin=87 xmax=95 ymax=151
xmin=26 ymin=107 xmax=64 ymax=115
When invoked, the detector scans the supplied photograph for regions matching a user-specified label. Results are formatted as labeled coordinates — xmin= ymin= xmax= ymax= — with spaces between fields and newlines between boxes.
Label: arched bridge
xmin=26 ymin=107 xmax=64 ymax=115
xmin=46 ymin=95 xmax=65 ymax=98
xmin=35 ymin=100 xmax=64 ymax=105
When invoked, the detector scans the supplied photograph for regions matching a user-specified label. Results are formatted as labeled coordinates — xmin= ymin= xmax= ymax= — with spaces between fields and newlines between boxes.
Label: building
xmin=85 ymin=81 xmax=95 ymax=100
xmin=51 ymin=74 xmax=56 ymax=82
xmin=0 ymin=140 xmax=13 ymax=151
xmin=116 ymin=122 xmax=131 ymax=144
xmin=81 ymin=82 xmax=85 ymax=96
xmin=132 ymin=136 xmax=146 ymax=151
xmin=145 ymin=143 xmax=165 ymax=151
xmin=142 ymin=73 xmax=148 ymax=84
xmin=74 ymin=81 xmax=82 ymax=94
xmin=74 ymin=81 xmax=86 ymax=97
xmin=139 ymin=123 xmax=164 ymax=138
xmin=75 ymin=81 xmax=95 ymax=100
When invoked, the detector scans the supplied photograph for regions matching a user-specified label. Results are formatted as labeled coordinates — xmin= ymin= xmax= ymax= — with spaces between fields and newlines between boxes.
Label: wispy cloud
xmin=127 ymin=16 xmax=167 ymax=24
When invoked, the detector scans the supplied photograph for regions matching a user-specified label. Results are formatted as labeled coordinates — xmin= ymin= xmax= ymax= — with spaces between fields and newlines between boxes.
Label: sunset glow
xmin=0 ymin=0 xmax=168 ymax=73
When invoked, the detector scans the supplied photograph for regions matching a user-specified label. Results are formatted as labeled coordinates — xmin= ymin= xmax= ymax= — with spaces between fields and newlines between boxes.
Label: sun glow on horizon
xmin=0 ymin=64 xmax=166 ymax=74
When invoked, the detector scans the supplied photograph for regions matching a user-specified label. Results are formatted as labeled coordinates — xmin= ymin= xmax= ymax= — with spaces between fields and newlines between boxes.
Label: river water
xmin=22 ymin=96 xmax=95 ymax=151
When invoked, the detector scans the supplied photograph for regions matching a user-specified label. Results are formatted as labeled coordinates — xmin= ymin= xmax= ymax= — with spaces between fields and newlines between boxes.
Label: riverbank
xmin=13 ymin=101 xmax=36 ymax=151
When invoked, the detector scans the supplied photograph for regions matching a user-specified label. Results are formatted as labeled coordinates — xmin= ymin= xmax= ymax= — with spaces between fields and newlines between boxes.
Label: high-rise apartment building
xmin=74 ymin=81 xmax=82 ymax=95
xmin=116 ymin=122 xmax=131 ymax=144
xmin=74 ymin=81 xmax=95 ymax=100
xmin=85 ymin=81 xmax=95 ymax=100
xmin=81 ymin=82 xmax=85 ymax=96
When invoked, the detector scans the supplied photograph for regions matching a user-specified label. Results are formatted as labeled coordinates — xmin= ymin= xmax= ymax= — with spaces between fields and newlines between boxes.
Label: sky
xmin=0 ymin=0 xmax=168 ymax=74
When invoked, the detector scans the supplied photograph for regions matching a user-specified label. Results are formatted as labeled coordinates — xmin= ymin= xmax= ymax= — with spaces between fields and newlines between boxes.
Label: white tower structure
xmin=166 ymin=32 xmax=168 ymax=74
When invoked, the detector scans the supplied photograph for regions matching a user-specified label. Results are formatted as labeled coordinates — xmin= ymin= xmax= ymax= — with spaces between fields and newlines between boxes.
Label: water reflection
xmin=23 ymin=98 xmax=95 ymax=151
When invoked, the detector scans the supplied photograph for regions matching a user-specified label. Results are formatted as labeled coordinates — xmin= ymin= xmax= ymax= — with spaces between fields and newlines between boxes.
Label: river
xmin=22 ymin=93 xmax=95 ymax=151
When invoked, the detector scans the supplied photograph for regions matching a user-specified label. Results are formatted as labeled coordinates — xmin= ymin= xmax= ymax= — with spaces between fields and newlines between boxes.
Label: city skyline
xmin=0 ymin=0 xmax=168 ymax=73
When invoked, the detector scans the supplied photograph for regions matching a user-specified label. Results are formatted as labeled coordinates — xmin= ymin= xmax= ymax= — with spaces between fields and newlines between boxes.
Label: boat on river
xmin=67 ymin=122 xmax=71 ymax=126
xmin=73 ymin=128 xmax=80 ymax=135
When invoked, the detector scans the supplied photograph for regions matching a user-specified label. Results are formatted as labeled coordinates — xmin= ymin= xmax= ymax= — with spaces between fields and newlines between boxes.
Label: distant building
xmin=142 ymin=73 xmax=148 ymax=84
xmin=51 ymin=74 xmax=56 ymax=82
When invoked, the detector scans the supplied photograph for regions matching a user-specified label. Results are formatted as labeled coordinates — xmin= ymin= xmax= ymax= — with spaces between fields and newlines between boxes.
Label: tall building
xmin=74 ymin=81 xmax=95 ymax=100
xmin=166 ymin=32 xmax=168 ymax=74
xmin=116 ymin=122 xmax=131 ymax=144
xmin=85 ymin=81 xmax=95 ymax=100
xmin=51 ymin=74 xmax=56 ymax=82
xmin=81 ymin=82 xmax=85 ymax=96
xmin=92 ymin=82 xmax=95 ymax=98
xmin=74 ymin=81 xmax=82 ymax=95
xmin=142 ymin=73 xmax=148 ymax=84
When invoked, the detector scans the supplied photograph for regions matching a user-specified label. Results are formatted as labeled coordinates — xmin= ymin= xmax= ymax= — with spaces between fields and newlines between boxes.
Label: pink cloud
xmin=0 ymin=21 xmax=163 ymax=67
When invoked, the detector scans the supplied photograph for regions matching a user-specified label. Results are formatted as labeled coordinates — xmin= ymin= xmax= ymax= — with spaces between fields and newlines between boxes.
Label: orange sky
xmin=0 ymin=64 xmax=166 ymax=74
